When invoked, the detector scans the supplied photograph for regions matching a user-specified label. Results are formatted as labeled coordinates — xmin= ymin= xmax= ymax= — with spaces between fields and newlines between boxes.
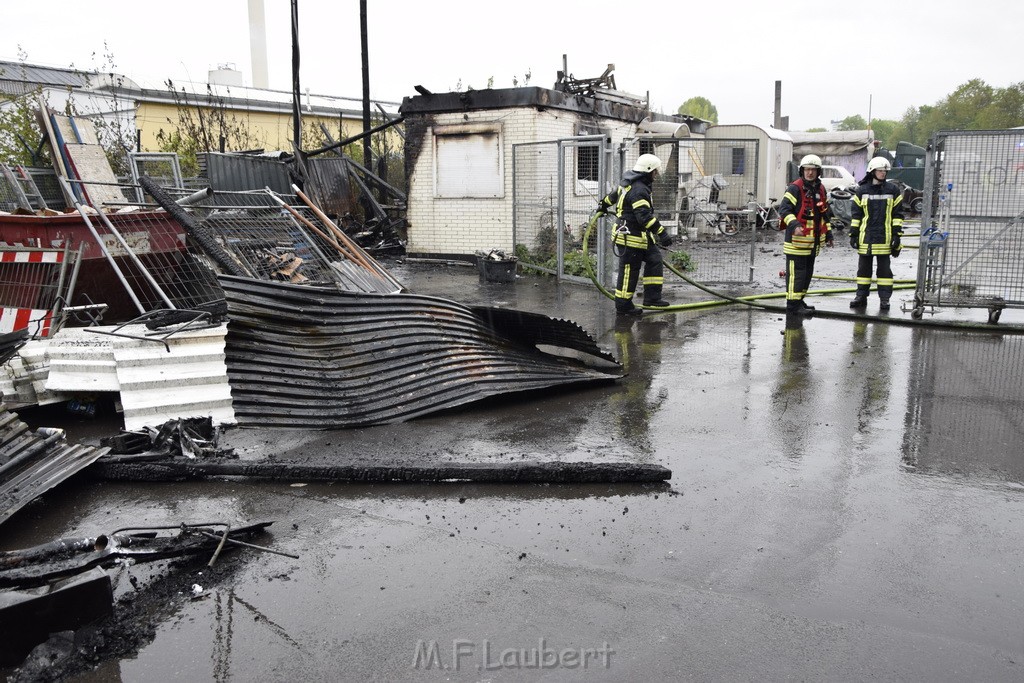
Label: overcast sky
xmin=5 ymin=0 xmax=1020 ymax=131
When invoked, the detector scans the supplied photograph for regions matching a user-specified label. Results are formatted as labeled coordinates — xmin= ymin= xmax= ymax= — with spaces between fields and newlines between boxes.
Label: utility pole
xmin=291 ymin=0 xmax=301 ymax=152
xmin=360 ymin=0 xmax=371 ymax=169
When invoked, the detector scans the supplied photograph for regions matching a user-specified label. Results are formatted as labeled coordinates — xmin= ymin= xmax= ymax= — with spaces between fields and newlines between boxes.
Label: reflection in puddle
xmin=903 ymin=330 xmax=1024 ymax=483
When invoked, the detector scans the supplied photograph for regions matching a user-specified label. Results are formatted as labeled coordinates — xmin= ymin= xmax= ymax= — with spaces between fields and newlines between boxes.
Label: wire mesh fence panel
xmin=512 ymin=141 xmax=562 ymax=274
xmin=129 ymin=153 xmax=185 ymax=196
xmin=0 ymin=247 xmax=74 ymax=337
xmin=903 ymin=329 xmax=1024 ymax=478
xmin=73 ymin=181 xmax=218 ymax=320
xmin=678 ymin=242 xmax=757 ymax=284
xmin=22 ymin=168 xmax=64 ymax=209
xmin=620 ymin=138 xmax=763 ymax=284
xmin=558 ymin=139 xmax=607 ymax=283
xmin=15 ymin=179 xmax=396 ymax=327
xmin=916 ymin=130 xmax=1024 ymax=318
xmin=190 ymin=199 xmax=340 ymax=285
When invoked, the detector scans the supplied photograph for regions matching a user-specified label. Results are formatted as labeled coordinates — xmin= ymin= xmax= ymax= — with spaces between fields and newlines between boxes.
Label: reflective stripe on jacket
xmin=600 ymin=170 xmax=665 ymax=249
xmin=850 ymin=180 xmax=904 ymax=255
xmin=778 ymin=178 xmax=831 ymax=256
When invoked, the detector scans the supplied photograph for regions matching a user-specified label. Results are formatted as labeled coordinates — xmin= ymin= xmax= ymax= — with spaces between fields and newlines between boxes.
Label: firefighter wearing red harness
xmin=777 ymin=154 xmax=834 ymax=314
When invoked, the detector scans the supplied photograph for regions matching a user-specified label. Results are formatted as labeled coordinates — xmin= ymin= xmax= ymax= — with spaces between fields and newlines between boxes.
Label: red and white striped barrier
xmin=0 ymin=248 xmax=66 ymax=337
xmin=0 ymin=250 xmax=64 ymax=264
xmin=0 ymin=307 xmax=52 ymax=336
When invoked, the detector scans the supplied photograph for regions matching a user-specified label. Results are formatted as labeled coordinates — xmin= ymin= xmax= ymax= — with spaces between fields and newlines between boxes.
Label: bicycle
xmin=686 ymin=198 xmax=735 ymax=236
xmin=745 ymin=191 xmax=781 ymax=232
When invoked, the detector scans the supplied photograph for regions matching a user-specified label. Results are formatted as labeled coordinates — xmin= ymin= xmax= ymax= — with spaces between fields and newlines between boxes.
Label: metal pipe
xmin=293 ymin=185 xmax=403 ymax=291
xmin=175 ymin=187 xmax=214 ymax=206
xmin=88 ymin=199 xmax=176 ymax=309
xmin=196 ymin=530 xmax=300 ymax=559
xmin=291 ymin=185 xmax=376 ymax=272
xmin=207 ymin=523 xmax=231 ymax=567
xmin=58 ymin=176 xmax=146 ymax=315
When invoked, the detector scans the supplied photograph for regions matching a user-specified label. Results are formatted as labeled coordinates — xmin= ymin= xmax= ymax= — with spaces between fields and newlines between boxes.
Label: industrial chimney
xmin=248 ymin=0 xmax=269 ymax=89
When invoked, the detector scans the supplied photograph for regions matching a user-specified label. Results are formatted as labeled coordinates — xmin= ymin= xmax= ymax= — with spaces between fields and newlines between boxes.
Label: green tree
xmin=837 ymin=114 xmax=868 ymax=131
xmin=805 ymin=127 xmax=827 ymax=133
xmin=941 ymin=79 xmax=995 ymax=130
xmin=869 ymin=119 xmax=897 ymax=146
xmin=976 ymin=82 xmax=1024 ymax=129
xmin=0 ymin=89 xmax=47 ymax=167
xmin=677 ymin=96 xmax=718 ymax=124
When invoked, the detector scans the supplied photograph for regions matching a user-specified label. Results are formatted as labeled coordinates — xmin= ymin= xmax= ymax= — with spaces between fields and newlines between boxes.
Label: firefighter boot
xmin=879 ymin=297 xmax=891 ymax=311
xmin=615 ymin=299 xmax=642 ymax=317
xmin=642 ymin=286 xmax=670 ymax=308
xmin=850 ymin=288 xmax=869 ymax=309
xmin=788 ymin=300 xmax=813 ymax=316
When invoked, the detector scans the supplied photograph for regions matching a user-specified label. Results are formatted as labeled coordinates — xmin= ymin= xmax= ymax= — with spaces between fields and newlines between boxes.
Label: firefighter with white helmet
xmin=777 ymin=153 xmax=834 ymax=315
xmin=596 ymin=153 xmax=672 ymax=316
xmin=849 ymin=154 xmax=904 ymax=310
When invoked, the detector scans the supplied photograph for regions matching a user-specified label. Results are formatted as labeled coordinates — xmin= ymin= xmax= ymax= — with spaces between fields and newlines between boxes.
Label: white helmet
xmin=633 ymin=153 xmax=662 ymax=174
xmin=799 ymin=154 xmax=823 ymax=170
xmin=867 ymin=156 xmax=892 ymax=172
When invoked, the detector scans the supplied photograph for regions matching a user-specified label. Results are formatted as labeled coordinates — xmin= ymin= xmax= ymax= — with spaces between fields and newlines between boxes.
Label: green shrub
xmin=667 ymin=249 xmax=697 ymax=272
xmin=562 ymin=251 xmax=596 ymax=277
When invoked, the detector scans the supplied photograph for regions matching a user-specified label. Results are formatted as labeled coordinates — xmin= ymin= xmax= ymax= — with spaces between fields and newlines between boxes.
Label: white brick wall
xmin=407 ymin=107 xmax=638 ymax=257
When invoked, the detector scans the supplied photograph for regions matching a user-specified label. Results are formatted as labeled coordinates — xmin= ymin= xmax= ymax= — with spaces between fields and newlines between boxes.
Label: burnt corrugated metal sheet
xmin=219 ymin=276 xmax=621 ymax=428
xmin=0 ymin=330 xmax=27 ymax=365
xmin=304 ymin=156 xmax=354 ymax=217
xmin=0 ymin=405 xmax=108 ymax=527
xmin=203 ymin=153 xmax=292 ymax=194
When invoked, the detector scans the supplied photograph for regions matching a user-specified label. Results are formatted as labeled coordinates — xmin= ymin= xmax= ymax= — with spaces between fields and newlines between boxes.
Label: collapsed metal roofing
xmin=219 ymin=276 xmax=622 ymax=429
xmin=0 ymin=404 xmax=109 ymax=527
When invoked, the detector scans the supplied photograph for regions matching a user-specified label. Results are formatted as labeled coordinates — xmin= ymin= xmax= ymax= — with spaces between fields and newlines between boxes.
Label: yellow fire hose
xmin=580 ymin=213 xmax=1022 ymax=333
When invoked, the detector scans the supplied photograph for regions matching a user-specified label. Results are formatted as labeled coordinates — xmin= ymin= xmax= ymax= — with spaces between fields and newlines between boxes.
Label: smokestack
xmin=774 ymin=80 xmax=783 ymax=130
xmin=248 ymin=0 xmax=269 ymax=89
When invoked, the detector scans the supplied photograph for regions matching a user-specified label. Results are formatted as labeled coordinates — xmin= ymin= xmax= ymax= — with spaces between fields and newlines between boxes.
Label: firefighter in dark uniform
xmin=777 ymin=154 xmax=834 ymax=314
xmin=849 ymin=156 xmax=904 ymax=310
xmin=597 ymin=153 xmax=672 ymax=316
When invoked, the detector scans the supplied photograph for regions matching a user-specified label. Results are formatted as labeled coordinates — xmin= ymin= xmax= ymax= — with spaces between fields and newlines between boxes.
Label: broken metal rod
xmin=207 ymin=524 xmax=231 ymax=567
xmin=305 ymin=115 xmax=406 ymax=158
xmin=292 ymin=185 xmax=404 ymax=291
xmin=195 ymin=530 xmax=300 ymax=560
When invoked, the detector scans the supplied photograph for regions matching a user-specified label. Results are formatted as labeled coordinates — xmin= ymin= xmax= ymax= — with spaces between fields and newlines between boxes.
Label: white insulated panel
xmin=111 ymin=324 xmax=235 ymax=430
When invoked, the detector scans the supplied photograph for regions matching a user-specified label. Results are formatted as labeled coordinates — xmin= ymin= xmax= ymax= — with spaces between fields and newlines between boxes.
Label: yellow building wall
xmin=134 ymin=101 xmax=401 ymax=154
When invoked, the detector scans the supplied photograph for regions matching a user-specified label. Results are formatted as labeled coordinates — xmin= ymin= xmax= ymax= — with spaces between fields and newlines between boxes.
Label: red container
xmin=0 ymin=210 xmax=187 ymax=323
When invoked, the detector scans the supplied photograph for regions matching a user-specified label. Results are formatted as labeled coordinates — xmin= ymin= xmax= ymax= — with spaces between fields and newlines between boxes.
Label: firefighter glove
xmin=891 ymin=237 xmax=902 ymax=258
xmin=659 ymin=232 xmax=673 ymax=247
xmin=849 ymin=231 xmax=859 ymax=249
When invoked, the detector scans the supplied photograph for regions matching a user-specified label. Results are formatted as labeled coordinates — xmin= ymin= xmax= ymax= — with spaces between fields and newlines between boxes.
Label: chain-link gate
xmin=618 ymin=137 xmax=765 ymax=284
xmin=912 ymin=129 xmax=1024 ymax=323
xmin=512 ymin=137 xmax=610 ymax=284
xmin=513 ymin=135 xmax=770 ymax=288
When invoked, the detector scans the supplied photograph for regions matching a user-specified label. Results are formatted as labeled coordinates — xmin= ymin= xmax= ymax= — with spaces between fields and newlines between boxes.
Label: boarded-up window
xmin=433 ymin=124 xmax=503 ymax=198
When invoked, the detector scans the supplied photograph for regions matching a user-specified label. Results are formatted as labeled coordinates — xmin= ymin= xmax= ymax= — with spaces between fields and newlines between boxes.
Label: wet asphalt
xmin=4 ymin=230 xmax=1024 ymax=681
